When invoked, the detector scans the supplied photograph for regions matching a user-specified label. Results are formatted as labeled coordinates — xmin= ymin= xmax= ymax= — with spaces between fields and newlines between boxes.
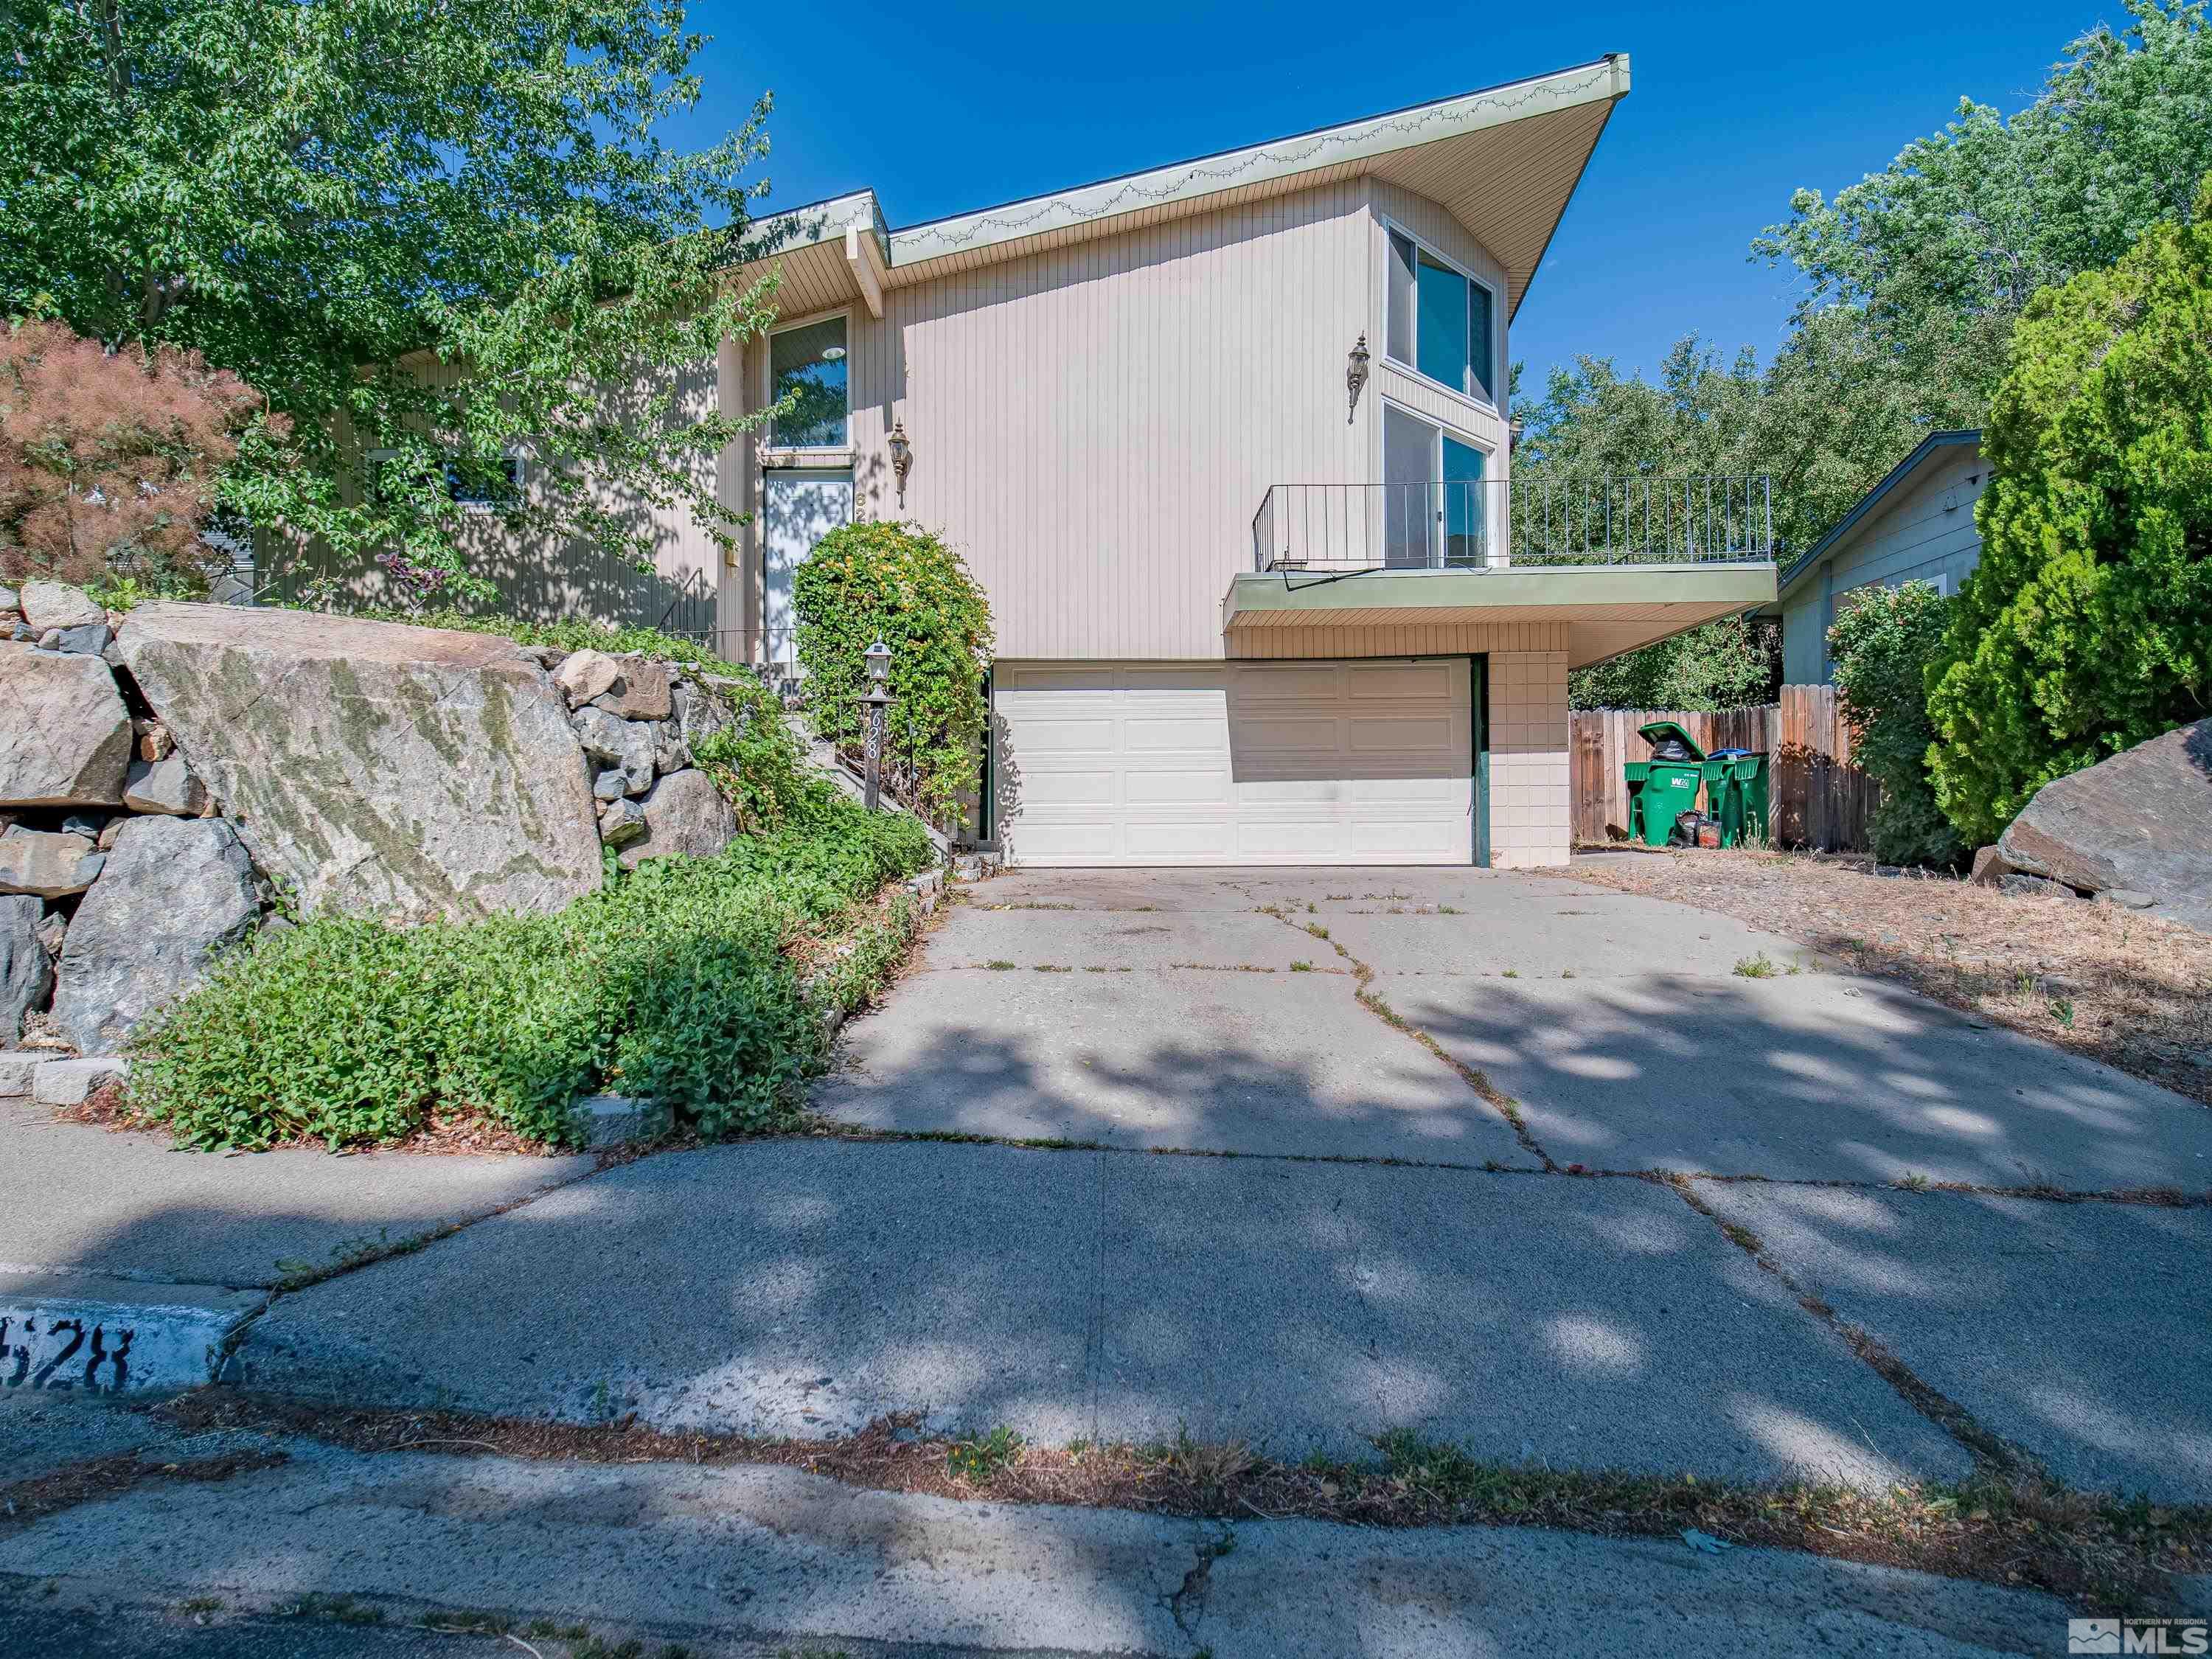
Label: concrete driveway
xmin=185 ymin=863 xmax=2212 ymax=1504
xmin=815 ymin=863 xmax=2212 ymax=1192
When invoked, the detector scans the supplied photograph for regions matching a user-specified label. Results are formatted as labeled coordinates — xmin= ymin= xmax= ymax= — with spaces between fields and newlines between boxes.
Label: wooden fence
xmin=1570 ymin=685 xmax=1880 ymax=852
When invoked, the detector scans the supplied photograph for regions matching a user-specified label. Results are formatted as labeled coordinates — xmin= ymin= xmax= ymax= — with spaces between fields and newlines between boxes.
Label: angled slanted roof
xmin=1772 ymin=430 xmax=1983 ymax=602
xmin=729 ymin=55 xmax=1630 ymax=319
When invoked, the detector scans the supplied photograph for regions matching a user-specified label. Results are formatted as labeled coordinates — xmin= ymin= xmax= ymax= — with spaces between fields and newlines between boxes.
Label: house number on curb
xmin=0 ymin=1314 xmax=135 ymax=1394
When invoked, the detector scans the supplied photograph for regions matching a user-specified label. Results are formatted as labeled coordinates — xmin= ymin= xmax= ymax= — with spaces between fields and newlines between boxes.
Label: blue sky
xmin=672 ymin=1 xmax=2115 ymax=393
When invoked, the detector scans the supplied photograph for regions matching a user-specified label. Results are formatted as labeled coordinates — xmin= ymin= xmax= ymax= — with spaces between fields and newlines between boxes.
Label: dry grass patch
xmin=1569 ymin=849 xmax=2212 ymax=1104
xmin=150 ymin=1391 xmax=2210 ymax=1612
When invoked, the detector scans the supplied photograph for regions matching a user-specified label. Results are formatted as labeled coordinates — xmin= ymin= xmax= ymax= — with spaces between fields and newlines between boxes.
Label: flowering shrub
xmin=0 ymin=320 xmax=265 ymax=589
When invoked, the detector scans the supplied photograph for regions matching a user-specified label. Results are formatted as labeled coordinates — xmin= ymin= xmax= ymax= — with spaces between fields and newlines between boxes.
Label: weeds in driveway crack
xmin=1254 ymin=902 xmax=1557 ymax=1169
xmin=154 ymin=1390 xmax=2211 ymax=1611
xmin=1663 ymin=1175 xmax=2047 ymax=1483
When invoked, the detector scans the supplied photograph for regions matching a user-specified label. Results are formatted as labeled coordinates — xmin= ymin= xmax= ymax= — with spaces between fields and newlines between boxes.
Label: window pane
xmin=1383 ymin=406 xmax=1437 ymax=568
xmin=1467 ymin=280 xmax=1494 ymax=400
xmin=1416 ymin=251 xmax=1470 ymax=393
xmin=1442 ymin=436 xmax=1484 ymax=566
xmin=770 ymin=316 xmax=849 ymax=447
xmin=1385 ymin=232 xmax=1416 ymax=366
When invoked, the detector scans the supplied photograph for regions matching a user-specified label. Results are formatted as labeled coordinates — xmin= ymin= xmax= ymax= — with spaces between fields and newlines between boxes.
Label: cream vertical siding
xmin=776 ymin=180 xmax=1373 ymax=661
xmin=274 ymin=352 xmax=731 ymax=637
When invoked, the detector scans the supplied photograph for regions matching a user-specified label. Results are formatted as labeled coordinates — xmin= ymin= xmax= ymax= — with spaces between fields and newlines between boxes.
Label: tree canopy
xmin=1925 ymin=178 xmax=2212 ymax=844
xmin=0 ymin=0 xmax=778 ymax=597
xmin=1531 ymin=1 xmax=2212 ymax=708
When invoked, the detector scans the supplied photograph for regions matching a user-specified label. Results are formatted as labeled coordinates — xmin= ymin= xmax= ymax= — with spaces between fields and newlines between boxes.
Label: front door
xmin=762 ymin=468 xmax=852 ymax=668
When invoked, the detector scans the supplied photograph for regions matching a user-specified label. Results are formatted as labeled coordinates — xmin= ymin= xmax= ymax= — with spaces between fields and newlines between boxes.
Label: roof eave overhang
xmin=885 ymin=55 xmax=1629 ymax=292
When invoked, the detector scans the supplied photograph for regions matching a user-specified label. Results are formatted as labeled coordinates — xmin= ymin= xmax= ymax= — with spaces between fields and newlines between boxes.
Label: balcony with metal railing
xmin=1250 ymin=476 xmax=1775 ymax=574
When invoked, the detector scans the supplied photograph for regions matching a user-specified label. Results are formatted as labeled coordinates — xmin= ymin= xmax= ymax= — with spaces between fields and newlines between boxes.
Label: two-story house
xmin=462 ymin=54 xmax=1779 ymax=869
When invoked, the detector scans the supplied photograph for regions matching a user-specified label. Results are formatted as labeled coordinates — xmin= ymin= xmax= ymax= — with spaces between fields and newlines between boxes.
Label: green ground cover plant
xmin=126 ymin=616 xmax=933 ymax=1151
xmin=130 ymin=804 xmax=930 ymax=1150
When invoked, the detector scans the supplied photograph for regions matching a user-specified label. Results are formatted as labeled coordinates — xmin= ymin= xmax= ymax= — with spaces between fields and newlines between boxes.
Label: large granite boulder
xmin=1997 ymin=718 xmax=2212 ymax=933
xmin=52 ymin=816 xmax=260 ymax=1054
xmin=1 ymin=894 xmax=52 ymax=1047
xmin=0 ymin=643 xmax=132 ymax=807
xmin=118 ymin=604 xmax=602 ymax=920
xmin=617 ymin=769 xmax=737 ymax=869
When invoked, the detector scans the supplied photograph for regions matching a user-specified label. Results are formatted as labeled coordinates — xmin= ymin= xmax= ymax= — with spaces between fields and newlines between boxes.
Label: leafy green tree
xmin=793 ymin=522 xmax=995 ymax=829
xmin=1756 ymin=0 xmax=2212 ymax=410
xmin=0 ymin=0 xmax=776 ymax=599
xmin=1925 ymin=181 xmax=2212 ymax=844
xmin=1541 ymin=4 xmax=2212 ymax=704
xmin=1569 ymin=614 xmax=1778 ymax=712
xmin=1828 ymin=582 xmax=1964 ymax=867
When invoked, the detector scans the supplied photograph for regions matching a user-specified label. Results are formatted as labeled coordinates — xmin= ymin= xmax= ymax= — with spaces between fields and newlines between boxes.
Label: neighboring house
xmin=474 ymin=54 xmax=1780 ymax=869
xmin=1761 ymin=431 xmax=1986 ymax=684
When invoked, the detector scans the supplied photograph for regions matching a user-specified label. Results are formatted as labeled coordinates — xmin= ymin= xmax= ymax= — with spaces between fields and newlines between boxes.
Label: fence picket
xmin=1568 ymin=686 xmax=1879 ymax=852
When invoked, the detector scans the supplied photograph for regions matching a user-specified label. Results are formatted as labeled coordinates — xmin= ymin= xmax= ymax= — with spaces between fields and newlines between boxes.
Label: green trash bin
xmin=1732 ymin=751 xmax=1771 ymax=845
xmin=1703 ymin=749 xmax=1771 ymax=846
xmin=1626 ymin=720 xmax=1705 ymax=845
xmin=1701 ymin=755 xmax=1742 ymax=846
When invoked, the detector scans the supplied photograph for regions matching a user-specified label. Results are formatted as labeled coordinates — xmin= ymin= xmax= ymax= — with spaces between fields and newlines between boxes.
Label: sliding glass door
xmin=1382 ymin=406 xmax=1489 ymax=569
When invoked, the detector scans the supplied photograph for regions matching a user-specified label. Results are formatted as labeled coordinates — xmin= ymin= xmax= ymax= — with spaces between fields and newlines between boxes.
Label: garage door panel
xmin=1000 ymin=660 xmax=1472 ymax=868
xmin=1124 ymin=717 xmax=1230 ymax=752
xmin=1345 ymin=661 xmax=1459 ymax=700
xmin=1125 ymin=820 xmax=1239 ymax=858
xmin=1124 ymin=768 xmax=1232 ymax=805
xmin=1018 ymin=768 xmax=1119 ymax=805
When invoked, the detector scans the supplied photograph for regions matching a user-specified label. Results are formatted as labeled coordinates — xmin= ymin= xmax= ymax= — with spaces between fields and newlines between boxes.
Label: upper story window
xmin=770 ymin=315 xmax=849 ymax=448
xmin=1385 ymin=228 xmax=1495 ymax=404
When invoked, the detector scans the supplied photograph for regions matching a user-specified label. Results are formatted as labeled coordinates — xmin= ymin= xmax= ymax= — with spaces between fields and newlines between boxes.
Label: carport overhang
xmin=1221 ymin=562 xmax=1778 ymax=669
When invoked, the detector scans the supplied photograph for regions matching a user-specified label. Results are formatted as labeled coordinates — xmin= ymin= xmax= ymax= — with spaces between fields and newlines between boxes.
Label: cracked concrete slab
xmin=1694 ymin=1182 xmax=2212 ymax=1501
xmin=1318 ymin=892 xmax=1825 ymax=978
xmin=922 ymin=903 xmax=1317 ymax=970
xmin=1095 ymin=1155 xmax=1970 ymax=1484
xmin=240 ymin=1142 xmax=1965 ymax=1489
xmin=0 ymin=1417 xmax=2065 ymax=1657
xmin=814 ymin=967 xmax=1532 ymax=1163
xmin=238 ymin=1141 xmax=1106 ymax=1440
xmin=1393 ymin=973 xmax=2212 ymax=1189
xmin=0 ymin=1099 xmax=594 ymax=1290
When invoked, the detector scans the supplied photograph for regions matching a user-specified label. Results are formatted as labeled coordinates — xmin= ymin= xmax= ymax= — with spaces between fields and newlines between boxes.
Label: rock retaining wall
xmin=1 ymin=587 xmax=757 ymax=1057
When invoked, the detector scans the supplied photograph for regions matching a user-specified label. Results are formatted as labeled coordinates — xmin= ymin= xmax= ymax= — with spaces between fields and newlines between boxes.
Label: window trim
xmin=762 ymin=307 xmax=854 ymax=456
xmin=1381 ymin=217 xmax=1501 ymax=413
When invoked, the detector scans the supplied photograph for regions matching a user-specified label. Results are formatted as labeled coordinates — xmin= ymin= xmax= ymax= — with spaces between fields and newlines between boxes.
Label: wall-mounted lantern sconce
xmin=1346 ymin=334 xmax=1370 ymax=423
xmin=888 ymin=419 xmax=913 ymax=508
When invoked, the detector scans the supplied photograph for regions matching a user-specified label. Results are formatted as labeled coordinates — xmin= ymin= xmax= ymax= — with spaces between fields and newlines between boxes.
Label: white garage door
xmin=995 ymin=659 xmax=1475 ymax=866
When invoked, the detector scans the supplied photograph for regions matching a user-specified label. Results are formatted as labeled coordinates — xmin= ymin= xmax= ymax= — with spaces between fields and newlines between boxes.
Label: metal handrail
xmin=1251 ymin=476 xmax=1775 ymax=574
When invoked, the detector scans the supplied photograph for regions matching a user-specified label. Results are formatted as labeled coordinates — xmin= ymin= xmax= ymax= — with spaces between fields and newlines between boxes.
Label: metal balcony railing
xmin=1251 ymin=476 xmax=1775 ymax=574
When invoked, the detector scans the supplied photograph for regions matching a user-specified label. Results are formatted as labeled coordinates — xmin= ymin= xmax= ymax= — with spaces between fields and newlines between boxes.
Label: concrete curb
xmin=0 ymin=1273 xmax=263 ymax=1397
xmin=0 ymin=1052 xmax=128 ymax=1105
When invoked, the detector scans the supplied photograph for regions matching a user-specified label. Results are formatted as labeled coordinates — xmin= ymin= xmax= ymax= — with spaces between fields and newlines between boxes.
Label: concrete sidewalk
xmin=0 ymin=1096 xmax=594 ymax=1393
xmin=0 ymin=1397 xmax=2077 ymax=1658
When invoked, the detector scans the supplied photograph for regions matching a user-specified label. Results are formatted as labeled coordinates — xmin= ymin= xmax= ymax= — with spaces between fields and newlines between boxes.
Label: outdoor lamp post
xmin=862 ymin=638 xmax=893 ymax=811
xmin=888 ymin=420 xmax=913 ymax=509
